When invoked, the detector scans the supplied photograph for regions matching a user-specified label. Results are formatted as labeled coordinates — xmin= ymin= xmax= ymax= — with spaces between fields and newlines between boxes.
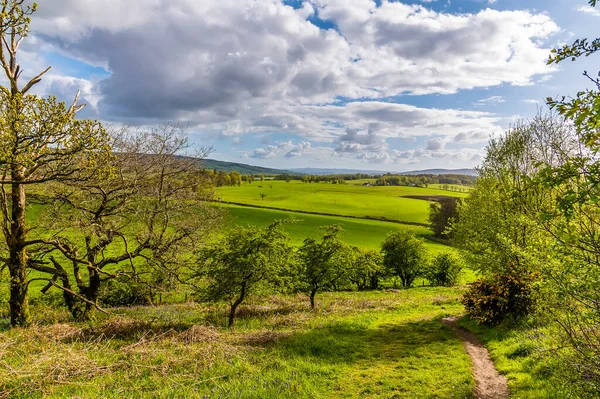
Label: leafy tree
xmin=29 ymin=125 xmax=219 ymax=321
xmin=452 ymin=113 xmax=574 ymax=275
xmin=195 ymin=221 xmax=293 ymax=327
xmin=531 ymin=0 xmax=600 ymax=385
xmin=424 ymin=252 xmax=464 ymax=287
xmin=429 ymin=197 xmax=461 ymax=239
xmin=348 ymin=247 xmax=384 ymax=291
xmin=0 ymin=1 xmax=112 ymax=326
xmin=297 ymin=225 xmax=350 ymax=309
xmin=380 ymin=230 xmax=427 ymax=288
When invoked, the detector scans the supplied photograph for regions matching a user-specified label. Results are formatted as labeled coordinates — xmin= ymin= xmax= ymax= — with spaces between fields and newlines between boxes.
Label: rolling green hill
xmin=201 ymin=159 xmax=291 ymax=175
xmin=215 ymin=180 xmax=468 ymax=226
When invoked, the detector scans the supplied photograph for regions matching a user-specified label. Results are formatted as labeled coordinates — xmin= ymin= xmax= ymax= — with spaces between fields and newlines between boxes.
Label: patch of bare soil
xmin=442 ymin=316 xmax=510 ymax=399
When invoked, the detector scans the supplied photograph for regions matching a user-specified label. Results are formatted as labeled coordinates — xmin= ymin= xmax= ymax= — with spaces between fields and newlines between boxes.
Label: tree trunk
xmin=228 ymin=281 xmax=247 ymax=327
xmin=8 ymin=180 xmax=30 ymax=327
xmin=310 ymin=287 xmax=318 ymax=309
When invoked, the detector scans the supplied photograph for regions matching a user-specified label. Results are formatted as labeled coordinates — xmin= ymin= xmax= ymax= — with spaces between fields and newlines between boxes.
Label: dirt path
xmin=442 ymin=316 xmax=510 ymax=399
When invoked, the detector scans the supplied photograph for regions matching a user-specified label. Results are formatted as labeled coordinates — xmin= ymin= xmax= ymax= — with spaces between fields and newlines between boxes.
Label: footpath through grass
xmin=0 ymin=289 xmax=474 ymax=398
xmin=457 ymin=318 xmax=589 ymax=399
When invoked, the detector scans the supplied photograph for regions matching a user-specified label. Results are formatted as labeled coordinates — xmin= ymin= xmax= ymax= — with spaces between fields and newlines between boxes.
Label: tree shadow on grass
xmin=273 ymin=316 xmax=474 ymax=398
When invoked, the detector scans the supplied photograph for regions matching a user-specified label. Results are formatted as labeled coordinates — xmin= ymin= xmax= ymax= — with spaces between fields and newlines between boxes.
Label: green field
xmin=0 ymin=289 xmax=474 ymax=398
xmin=215 ymin=181 xmax=467 ymax=225
xmin=221 ymin=204 xmax=438 ymax=249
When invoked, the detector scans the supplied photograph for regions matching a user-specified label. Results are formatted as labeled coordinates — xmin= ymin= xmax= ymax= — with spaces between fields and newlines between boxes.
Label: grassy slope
xmin=0 ymin=289 xmax=474 ymax=398
xmin=215 ymin=181 xmax=468 ymax=225
xmin=456 ymin=318 xmax=590 ymax=399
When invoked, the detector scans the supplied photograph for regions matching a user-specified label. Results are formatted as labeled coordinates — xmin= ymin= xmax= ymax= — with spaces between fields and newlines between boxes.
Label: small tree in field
xmin=429 ymin=198 xmax=460 ymax=239
xmin=195 ymin=221 xmax=293 ymax=327
xmin=348 ymin=247 xmax=384 ymax=291
xmin=381 ymin=230 xmax=427 ymax=287
xmin=424 ymin=252 xmax=464 ymax=287
xmin=0 ymin=1 xmax=111 ymax=326
xmin=297 ymin=225 xmax=350 ymax=309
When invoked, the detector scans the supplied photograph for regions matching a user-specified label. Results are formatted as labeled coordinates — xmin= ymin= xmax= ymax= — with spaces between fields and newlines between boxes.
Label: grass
xmin=0 ymin=289 xmax=475 ymax=398
xmin=215 ymin=181 xmax=468 ymax=225
xmin=457 ymin=317 xmax=590 ymax=399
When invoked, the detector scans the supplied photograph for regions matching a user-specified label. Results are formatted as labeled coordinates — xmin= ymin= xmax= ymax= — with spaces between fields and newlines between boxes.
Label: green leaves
xmin=380 ymin=229 xmax=427 ymax=287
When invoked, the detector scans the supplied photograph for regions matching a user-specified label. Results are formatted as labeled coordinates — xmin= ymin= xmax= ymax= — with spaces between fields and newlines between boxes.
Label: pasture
xmin=215 ymin=180 xmax=468 ymax=225
xmin=0 ymin=289 xmax=474 ymax=398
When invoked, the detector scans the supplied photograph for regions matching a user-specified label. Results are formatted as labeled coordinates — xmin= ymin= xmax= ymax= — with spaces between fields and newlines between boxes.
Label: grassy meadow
xmin=215 ymin=180 xmax=467 ymax=225
xmin=0 ymin=289 xmax=474 ymax=398
xmin=0 ymin=180 xmax=483 ymax=398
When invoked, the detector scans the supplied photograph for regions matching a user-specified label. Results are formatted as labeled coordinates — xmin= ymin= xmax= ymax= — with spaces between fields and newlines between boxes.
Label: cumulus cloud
xmin=249 ymin=140 xmax=315 ymax=159
xmin=576 ymin=5 xmax=600 ymax=17
xmin=32 ymin=0 xmax=559 ymax=121
xmin=426 ymin=138 xmax=445 ymax=151
xmin=22 ymin=0 xmax=563 ymax=167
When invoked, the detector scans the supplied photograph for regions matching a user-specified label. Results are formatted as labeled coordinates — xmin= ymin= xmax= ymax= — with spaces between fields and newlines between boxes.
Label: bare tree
xmin=27 ymin=124 xmax=221 ymax=320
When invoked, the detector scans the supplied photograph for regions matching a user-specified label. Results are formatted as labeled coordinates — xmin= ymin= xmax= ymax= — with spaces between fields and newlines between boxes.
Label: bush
xmin=381 ymin=230 xmax=427 ymax=287
xmin=99 ymin=277 xmax=152 ymax=308
xmin=462 ymin=264 xmax=536 ymax=325
xmin=425 ymin=253 xmax=463 ymax=287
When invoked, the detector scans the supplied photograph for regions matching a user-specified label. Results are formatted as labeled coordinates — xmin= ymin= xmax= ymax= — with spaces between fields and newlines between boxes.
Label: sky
xmin=18 ymin=0 xmax=600 ymax=172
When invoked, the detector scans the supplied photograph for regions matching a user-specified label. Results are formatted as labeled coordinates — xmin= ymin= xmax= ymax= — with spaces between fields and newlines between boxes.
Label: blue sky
xmin=26 ymin=0 xmax=600 ymax=171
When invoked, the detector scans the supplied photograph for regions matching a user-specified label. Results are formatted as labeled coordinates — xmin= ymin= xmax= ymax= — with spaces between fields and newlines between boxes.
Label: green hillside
xmin=201 ymin=159 xmax=291 ymax=175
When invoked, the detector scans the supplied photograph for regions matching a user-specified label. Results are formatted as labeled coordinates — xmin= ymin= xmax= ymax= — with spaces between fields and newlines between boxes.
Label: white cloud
xmin=21 ymin=0 xmax=560 ymax=166
xmin=32 ymin=0 xmax=560 ymax=118
xmin=474 ymin=95 xmax=506 ymax=106
xmin=576 ymin=5 xmax=600 ymax=17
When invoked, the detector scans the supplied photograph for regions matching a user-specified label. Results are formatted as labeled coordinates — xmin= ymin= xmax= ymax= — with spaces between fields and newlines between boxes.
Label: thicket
xmin=451 ymin=2 xmax=600 ymax=389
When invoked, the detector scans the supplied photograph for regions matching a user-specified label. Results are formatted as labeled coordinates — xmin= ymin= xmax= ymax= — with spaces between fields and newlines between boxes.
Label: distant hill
xmin=201 ymin=159 xmax=291 ymax=175
xmin=400 ymin=168 xmax=478 ymax=176
xmin=201 ymin=160 xmax=477 ymax=176
xmin=290 ymin=168 xmax=389 ymax=175
xmin=290 ymin=167 xmax=477 ymax=176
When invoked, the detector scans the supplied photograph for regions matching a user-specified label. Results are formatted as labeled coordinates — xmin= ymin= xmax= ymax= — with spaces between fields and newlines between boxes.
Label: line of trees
xmin=375 ymin=174 xmax=475 ymax=188
xmin=195 ymin=223 xmax=463 ymax=326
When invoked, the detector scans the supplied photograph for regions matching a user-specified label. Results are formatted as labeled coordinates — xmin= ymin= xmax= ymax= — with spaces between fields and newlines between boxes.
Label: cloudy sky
xmin=22 ymin=0 xmax=599 ymax=171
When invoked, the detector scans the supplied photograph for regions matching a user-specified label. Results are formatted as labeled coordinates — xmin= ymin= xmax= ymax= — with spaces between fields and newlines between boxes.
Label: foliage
xmin=425 ymin=252 xmax=464 ymax=287
xmin=296 ymin=225 xmax=351 ymax=308
xmin=195 ymin=221 xmax=294 ymax=326
xmin=429 ymin=197 xmax=460 ymax=238
xmin=452 ymin=112 xmax=574 ymax=274
xmin=347 ymin=247 xmax=384 ymax=290
xmin=0 ymin=1 xmax=112 ymax=327
xmin=380 ymin=230 xmax=427 ymax=287
xmin=98 ymin=276 xmax=152 ymax=308
xmin=533 ymin=0 xmax=600 ymax=387
xmin=27 ymin=125 xmax=219 ymax=321
xmin=462 ymin=264 xmax=536 ymax=325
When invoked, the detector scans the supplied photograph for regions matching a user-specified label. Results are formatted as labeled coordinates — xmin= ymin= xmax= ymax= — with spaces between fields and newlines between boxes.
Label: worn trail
xmin=442 ymin=316 xmax=510 ymax=399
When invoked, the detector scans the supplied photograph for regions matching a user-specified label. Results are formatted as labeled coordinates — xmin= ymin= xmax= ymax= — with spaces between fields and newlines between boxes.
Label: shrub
xmin=99 ymin=277 xmax=152 ymax=308
xmin=462 ymin=264 xmax=536 ymax=325
xmin=348 ymin=247 xmax=384 ymax=291
xmin=425 ymin=253 xmax=463 ymax=287
xmin=381 ymin=230 xmax=427 ymax=287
